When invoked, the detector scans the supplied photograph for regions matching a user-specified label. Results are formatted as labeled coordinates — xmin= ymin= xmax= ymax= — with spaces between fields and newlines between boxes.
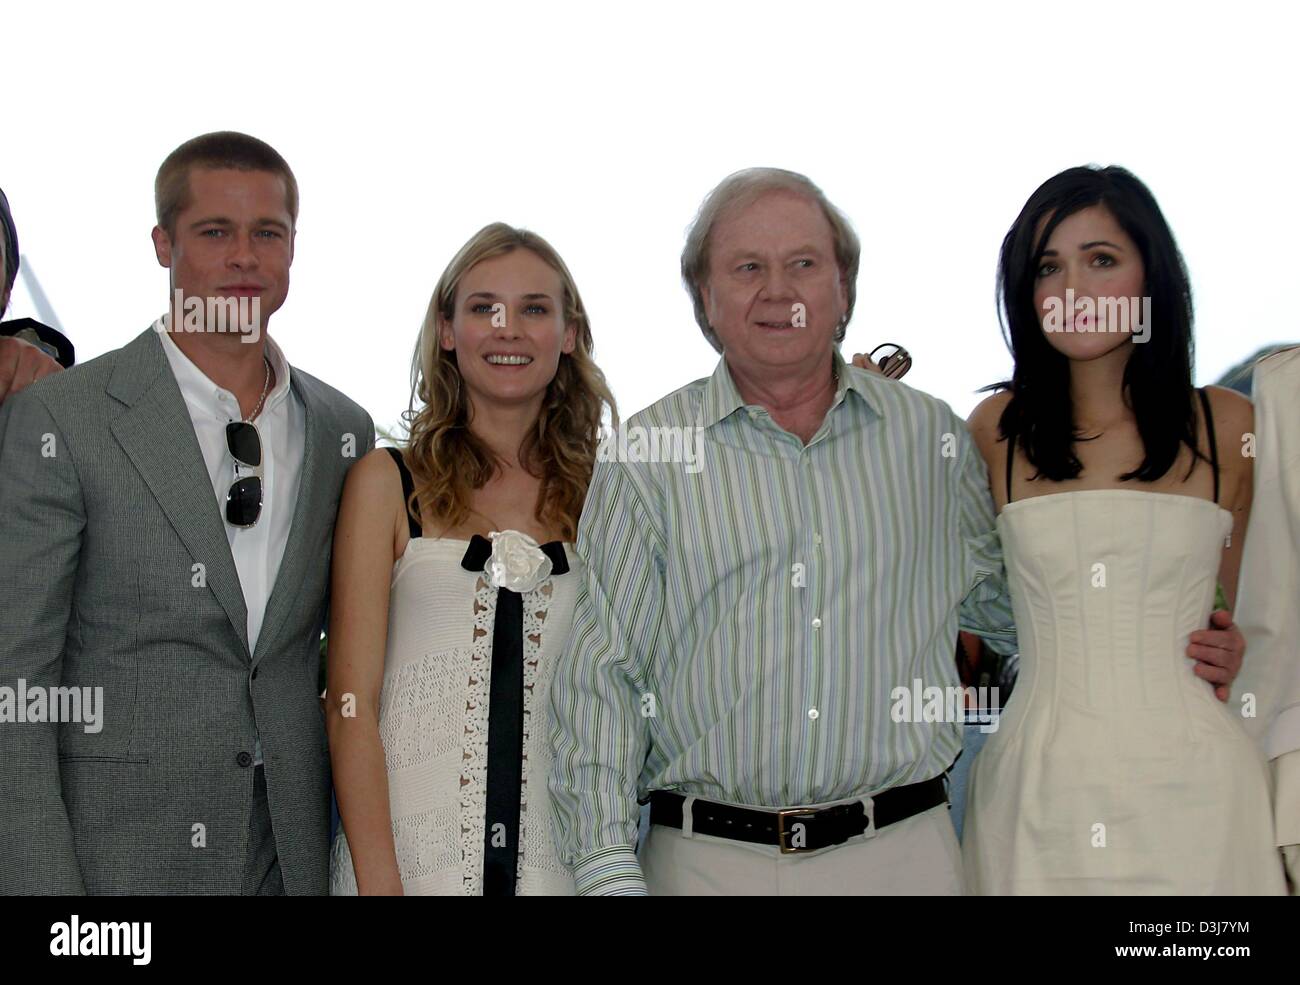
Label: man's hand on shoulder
xmin=850 ymin=344 xmax=912 ymax=379
xmin=0 ymin=335 xmax=62 ymax=404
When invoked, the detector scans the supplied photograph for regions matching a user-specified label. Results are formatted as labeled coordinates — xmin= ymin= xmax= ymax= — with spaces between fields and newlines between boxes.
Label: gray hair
xmin=681 ymin=167 xmax=861 ymax=353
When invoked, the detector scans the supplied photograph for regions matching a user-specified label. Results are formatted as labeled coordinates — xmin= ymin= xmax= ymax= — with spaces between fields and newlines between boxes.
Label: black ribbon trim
xmin=460 ymin=533 xmax=568 ymax=577
xmin=460 ymin=533 xmax=568 ymax=896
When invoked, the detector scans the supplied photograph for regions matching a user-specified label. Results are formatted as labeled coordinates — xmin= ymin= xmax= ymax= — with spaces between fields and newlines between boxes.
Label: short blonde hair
xmin=681 ymin=167 xmax=861 ymax=352
xmin=155 ymin=131 xmax=298 ymax=239
xmin=403 ymin=223 xmax=617 ymax=541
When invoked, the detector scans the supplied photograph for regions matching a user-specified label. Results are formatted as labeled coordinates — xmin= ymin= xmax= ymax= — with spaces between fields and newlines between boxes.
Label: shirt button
xmin=813 ymin=532 xmax=823 ymax=545
xmin=236 ymin=751 xmax=252 ymax=768
xmin=808 ymin=708 xmax=820 ymax=720
xmin=811 ymin=617 xmax=822 ymax=629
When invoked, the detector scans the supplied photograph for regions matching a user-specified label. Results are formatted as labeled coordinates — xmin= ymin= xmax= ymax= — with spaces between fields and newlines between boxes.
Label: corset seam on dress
xmin=1169 ymin=523 xmax=1198 ymax=746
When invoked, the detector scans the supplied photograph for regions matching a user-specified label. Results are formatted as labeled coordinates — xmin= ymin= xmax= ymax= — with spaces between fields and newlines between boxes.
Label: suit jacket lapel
xmin=107 ymin=328 xmax=250 ymax=656
xmin=252 ymin=370 xmax=325 ymax=667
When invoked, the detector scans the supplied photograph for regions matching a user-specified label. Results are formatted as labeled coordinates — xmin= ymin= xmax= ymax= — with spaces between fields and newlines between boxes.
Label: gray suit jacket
xmin=0 ymin=327 xmax=374 ymax=894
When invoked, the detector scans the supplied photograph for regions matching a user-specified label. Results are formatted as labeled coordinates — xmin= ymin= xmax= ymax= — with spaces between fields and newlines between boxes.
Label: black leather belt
xmin=648 ymin=776 xmax=948 ymax=854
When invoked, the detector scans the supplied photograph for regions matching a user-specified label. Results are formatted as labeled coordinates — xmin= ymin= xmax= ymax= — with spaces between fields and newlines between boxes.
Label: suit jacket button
xmin=236 ymin=751 xmax=252 ymax=768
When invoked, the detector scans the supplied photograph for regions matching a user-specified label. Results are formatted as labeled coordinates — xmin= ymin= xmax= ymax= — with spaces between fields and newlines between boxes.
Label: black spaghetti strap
xmin=1004 ymin=431 xmax=1017 ymax=505
xmin=384 ymin=446 xmax=422 ymax=539
xmin=1197 ymin=388 xmax=1221 ymax=505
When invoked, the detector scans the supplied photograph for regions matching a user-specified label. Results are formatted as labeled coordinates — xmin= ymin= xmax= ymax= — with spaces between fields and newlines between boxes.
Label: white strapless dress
xmin=963 ymin=490 xmax=1286 ymax=895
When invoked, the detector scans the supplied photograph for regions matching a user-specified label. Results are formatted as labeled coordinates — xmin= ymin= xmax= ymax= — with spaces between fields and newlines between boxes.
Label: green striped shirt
xmin=548 ymin=349 xmax=1017 ymax=894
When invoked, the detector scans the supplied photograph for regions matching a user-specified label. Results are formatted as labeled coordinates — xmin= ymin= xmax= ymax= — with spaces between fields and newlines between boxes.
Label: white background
xmin=5 ymin=0 xmax=1297 ymax=432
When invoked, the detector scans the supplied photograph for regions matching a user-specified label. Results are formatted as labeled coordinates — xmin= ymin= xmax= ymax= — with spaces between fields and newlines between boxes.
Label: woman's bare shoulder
xmin=966 ymin=390 xmax=1013 ymax=462
xmin=1202 ymin=385 xmax=1254 ymax=464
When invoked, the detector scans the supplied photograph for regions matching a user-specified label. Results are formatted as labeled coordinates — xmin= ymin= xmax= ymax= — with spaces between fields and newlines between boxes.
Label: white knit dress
xmin=329 ymin=537 xmax=578 ymax=895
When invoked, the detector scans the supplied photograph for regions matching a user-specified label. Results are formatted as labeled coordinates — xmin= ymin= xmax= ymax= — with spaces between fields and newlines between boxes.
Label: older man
xmin=548 ymin=167 xmax=1247 ymax=896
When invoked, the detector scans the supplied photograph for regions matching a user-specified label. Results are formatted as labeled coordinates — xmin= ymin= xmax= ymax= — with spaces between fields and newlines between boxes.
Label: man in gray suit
xmin=0 ymin=132 xmax=373 ymax=894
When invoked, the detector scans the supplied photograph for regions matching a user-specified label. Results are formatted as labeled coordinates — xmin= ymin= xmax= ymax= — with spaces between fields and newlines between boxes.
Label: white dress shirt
xmin=159 ymin=328 xmax=306 ymax=766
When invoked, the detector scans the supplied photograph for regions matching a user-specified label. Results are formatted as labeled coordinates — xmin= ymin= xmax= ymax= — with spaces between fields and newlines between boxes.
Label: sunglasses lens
xmin=872 ymin=344 xmax=901 ymax=367
xmin=226 ymin=476 xmax=262 ymax=527
xmin=226 ymin=421 xmax=262 ymax=468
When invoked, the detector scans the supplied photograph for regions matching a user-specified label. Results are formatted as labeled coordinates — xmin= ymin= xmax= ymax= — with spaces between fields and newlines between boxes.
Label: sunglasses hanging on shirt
xmin=225 ymin=356 xmax=272 ymax=528
xmin=225 ymin=420 xmax=263 ymax=527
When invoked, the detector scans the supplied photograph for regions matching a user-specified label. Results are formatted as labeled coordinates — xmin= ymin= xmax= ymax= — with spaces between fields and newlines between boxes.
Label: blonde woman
xmin=326 ymin=223 xmax=616 ymax=895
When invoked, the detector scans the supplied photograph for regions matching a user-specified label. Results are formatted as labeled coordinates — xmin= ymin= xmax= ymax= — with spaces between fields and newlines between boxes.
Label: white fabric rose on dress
xmin=485 ymin=530 xmax=552 ymax=594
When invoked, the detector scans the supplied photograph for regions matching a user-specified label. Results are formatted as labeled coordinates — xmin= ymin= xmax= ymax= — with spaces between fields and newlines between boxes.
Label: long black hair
xmin=989 ymin=165 xmax=1204 ymax=483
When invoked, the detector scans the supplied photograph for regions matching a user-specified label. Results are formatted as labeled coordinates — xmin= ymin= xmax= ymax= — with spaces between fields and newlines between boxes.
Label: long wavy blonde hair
xmin=403 ymin=223 xmax=617 ymax=541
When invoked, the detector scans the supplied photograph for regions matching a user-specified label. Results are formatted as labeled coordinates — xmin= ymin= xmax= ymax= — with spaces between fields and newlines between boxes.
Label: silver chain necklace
xmin=245 ymin=357 xmax=271 ymax=422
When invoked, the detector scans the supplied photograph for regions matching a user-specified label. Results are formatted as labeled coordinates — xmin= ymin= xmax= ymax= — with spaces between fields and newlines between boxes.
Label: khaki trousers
xmin=642 ymin=800 xmax=964 ymax=896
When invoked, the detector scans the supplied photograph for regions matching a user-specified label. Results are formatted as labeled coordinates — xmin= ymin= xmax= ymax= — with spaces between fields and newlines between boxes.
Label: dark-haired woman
xmin=962 ymin=166 xmax=1286 ymax=894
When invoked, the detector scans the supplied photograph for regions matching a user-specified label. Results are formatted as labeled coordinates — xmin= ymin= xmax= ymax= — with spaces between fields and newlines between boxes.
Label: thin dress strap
xmin=1197 ymin=388 xmax=1221 ymax=505
xmin=1004 ymin=430 xmax=1017 ymax=505
xmin=384 ymin=446 xmax=423 ymax=539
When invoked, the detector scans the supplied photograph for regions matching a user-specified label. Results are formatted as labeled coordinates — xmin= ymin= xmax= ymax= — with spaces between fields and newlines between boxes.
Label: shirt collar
xmin=159 ymin=326 xmax=293 ymax=422
xmin=260 ymin=335 xmax=293 ymax=414
xmin=698 ymin=347 xmax=884 ymax=430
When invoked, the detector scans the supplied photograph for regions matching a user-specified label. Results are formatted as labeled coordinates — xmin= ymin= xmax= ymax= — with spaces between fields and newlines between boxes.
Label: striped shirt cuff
xmin=572 ymin=845 xmax=647 ymax=896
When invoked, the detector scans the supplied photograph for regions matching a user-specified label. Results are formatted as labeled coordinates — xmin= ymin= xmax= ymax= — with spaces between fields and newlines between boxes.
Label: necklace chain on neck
xmin=246 ymin=357 xmax=271 ymax=422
